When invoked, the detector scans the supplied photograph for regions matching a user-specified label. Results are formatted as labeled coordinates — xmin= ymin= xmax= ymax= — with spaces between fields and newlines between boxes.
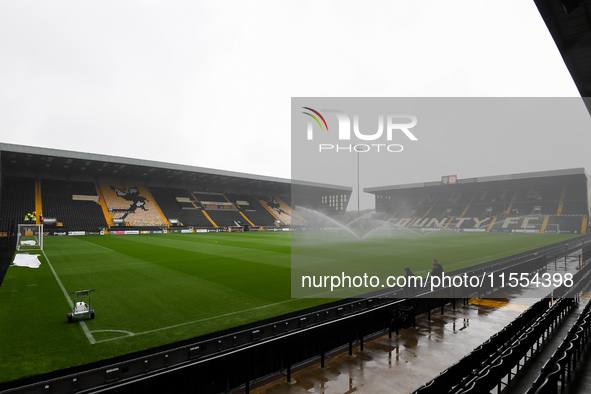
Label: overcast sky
xmin=0 ymin=1 xmax=585 ymax=209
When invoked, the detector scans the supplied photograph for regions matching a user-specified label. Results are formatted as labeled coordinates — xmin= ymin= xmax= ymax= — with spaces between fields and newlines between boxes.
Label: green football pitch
xmin=0 ymin=231 xmax=580 ymax=383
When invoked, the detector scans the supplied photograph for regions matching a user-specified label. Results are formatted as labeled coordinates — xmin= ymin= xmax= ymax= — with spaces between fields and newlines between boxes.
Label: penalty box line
xmin=42 ymin=250 xmax=97 ymax=345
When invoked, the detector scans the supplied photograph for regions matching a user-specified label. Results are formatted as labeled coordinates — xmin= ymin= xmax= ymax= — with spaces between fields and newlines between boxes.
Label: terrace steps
xmin=34 ymin=179 xmax=42 ymax=224
xmin=540 ymin=216 xmax=550 ymax=233
xmin=239 ymin=211 xmax=255 ymax=226
xmin=258 ymin=199 xmax=281 ymax=227
xmin=556 ymin=185 xmax=567 ymax=216
xmin=95 ymin=183 xmax=115 ymax=227
xmin=201 ymin=210 xmax=218 ymax=228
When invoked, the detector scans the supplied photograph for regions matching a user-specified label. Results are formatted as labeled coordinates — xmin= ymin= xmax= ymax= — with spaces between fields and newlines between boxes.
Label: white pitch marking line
xmin=90 ymin=329 xmax=135 ymax=338
xmin=92 ymin=298 xmax=301 ymax=344
xmin=42 ymin=250 xmax=96 ymax=345
xmin=80 ymin=239 xmax=115 ymax=252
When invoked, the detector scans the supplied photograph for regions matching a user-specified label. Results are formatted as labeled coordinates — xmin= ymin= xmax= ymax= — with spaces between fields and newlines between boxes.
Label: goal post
xmin=16 ymin=224 xmax=43 ymax=251
xmin=544 ymin=223 xmax=560 ymax=234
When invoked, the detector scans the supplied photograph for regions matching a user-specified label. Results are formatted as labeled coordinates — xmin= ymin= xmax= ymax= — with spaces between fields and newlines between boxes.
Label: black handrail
xmin=527 ymin=292 xmax=591 ymax=394
xmin=412 ymin=256 xmax=591 ymax=394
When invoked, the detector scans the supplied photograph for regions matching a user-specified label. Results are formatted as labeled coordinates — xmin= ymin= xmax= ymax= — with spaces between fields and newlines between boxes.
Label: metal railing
xmin=527 ymin=277 xmax=591 ymax=394
xmin=412 ymin=257 xmax=591 ymax=394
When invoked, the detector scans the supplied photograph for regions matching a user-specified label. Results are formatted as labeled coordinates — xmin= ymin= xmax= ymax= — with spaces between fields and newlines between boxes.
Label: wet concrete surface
xmin=253 ymin=301 xmax=525 ymax=393
xmin=252 ymin=257 xmax=584 ymax=394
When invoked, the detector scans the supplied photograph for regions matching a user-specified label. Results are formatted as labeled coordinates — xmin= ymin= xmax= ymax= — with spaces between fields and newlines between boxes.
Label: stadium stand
xmin=526 ymin=298 xmax=591 ymax=394
xmin=0 ymin=176 xmax=36 ymax=235
xmin=205 ymin=209 xmax=244 ymax=227
xmin=258 ymin=196 xmax=306 ymax=226
xmin=149 ymin=187 xmax=213 ymax=228
xmin=192 ymin=192 xmax=228 ymax=209
xmin=40 ymin=179 xmax=108 ymax=232
xmin=370 ymin=171 xmax=590 ymax=234
xmin=279 ymin=194 xmax=294 ymax=208
xmin=0 ymin=176 xmax=39 ymax=282
xmin=545 ymin=216 xmax=585 ymax=234
xmin=99 ymin=184 xmax=167 ymax=228
xmin=189 ymin=191 xmax=242 ymax=227
xmin=561 ymin=182 xmax=588 ymax=215
xmin=227 ymin=193 xmax=277 ymax=226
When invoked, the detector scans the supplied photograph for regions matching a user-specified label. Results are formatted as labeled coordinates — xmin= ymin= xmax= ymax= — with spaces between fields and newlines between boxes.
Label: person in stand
xmin=404 ymin=266 xmax=416 ymax=292
xmin=429 ymin=259 xmax=443 ymax=278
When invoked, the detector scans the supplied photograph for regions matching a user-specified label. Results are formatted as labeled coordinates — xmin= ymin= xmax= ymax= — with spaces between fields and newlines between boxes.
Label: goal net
xmin=16 ymin=224 xmax=43 ymax=251
xmin=545 ymin=223 xmax=560 ymax=234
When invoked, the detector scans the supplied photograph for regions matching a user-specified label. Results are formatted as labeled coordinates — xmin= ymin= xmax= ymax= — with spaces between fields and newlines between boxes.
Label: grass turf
xmin=0 ymin=231 xmax=580 ymax=383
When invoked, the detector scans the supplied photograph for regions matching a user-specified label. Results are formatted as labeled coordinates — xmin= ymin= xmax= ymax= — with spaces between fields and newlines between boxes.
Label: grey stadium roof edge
xmin=363 ymin=167 xmax=589 ymax=193
xmin=0 ymin=143 xmax=351 ymax=195
xmin=536 ymin=0 xmax=591 ymax=109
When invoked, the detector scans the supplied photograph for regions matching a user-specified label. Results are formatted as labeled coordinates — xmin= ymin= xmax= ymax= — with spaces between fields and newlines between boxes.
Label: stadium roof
xmin=0 ymin=143 xmax=351 ymax=194
xmin=536 ymin=0 xmax=591 ymax=99
xmin=364 ymin=167 xmax=588 ymax=193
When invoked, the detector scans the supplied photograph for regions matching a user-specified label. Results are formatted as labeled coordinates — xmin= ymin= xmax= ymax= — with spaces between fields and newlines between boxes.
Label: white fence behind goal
xmin=16 ymin=224 xmax=44 ymax=251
